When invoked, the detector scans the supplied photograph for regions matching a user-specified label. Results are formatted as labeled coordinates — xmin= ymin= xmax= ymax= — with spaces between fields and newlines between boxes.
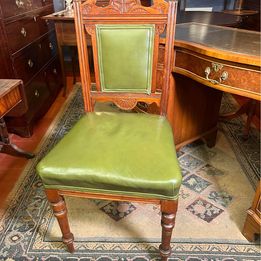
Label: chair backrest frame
xmin=73 ymin=0 xmax=177 ymax=115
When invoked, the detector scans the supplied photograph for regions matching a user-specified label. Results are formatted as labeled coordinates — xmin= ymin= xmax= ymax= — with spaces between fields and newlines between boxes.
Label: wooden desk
xmin=0 ymin=80 xmax=34 ymax=159
xmin=44 ymin=11 xmax=261 ymax=148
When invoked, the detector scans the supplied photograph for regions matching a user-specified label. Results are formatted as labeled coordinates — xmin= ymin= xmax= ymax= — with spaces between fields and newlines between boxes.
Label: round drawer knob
xmin=53 ymin=68 xmax=57 ymax=74
xmin=28 ymin=59 xmax=34 ymax=68
xmin=21 ymin=27 xmax=27 ymax=37
xmin=34 ymin=90 xmax=40 ymax=98
xmin=33 ymin=16 xmax=37 ymax=22
xmin=49 ymin=42 xmax=53 ymax=50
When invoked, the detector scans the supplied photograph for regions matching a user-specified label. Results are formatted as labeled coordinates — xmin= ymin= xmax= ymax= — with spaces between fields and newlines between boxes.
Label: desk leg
xmin=220 ymin=99 xmax=257 ymax=139
xmin=0 ymin=118 xmax=35 ymax=159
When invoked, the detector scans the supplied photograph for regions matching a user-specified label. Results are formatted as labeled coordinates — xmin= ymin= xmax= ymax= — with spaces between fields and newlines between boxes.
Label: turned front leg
xmin=46 ymin=190 xmax=75 ymax=253
xmin=159 ymin=200 xmax=178 ymax=260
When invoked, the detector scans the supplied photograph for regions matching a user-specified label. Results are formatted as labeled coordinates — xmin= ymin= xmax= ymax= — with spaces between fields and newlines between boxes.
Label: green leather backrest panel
xmin=96 ymin=24 xmax=155 ymax=94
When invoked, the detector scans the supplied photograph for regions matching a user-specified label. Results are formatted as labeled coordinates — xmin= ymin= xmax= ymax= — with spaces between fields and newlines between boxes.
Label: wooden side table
xmin=0 ymin=79 xmax=34 ymax=159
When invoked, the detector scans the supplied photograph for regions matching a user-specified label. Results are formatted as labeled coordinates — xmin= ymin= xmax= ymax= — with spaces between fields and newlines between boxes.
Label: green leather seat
xmin=37 ymin=112 xmax=182 ymax=200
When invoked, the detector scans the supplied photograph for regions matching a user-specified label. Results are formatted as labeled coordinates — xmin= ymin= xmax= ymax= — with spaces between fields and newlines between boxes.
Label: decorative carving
xmin=155 ymin=24 xmax=166 ymax=34
xmin=85 ymin=25 xmax=95 ymax=35
xmin=114 ymin=98 xmax=138 ymax=110
xmin=82 ymin=0 xmax=168 ymax=17
xmin=110 ymin=0 xmax=139 ymax=13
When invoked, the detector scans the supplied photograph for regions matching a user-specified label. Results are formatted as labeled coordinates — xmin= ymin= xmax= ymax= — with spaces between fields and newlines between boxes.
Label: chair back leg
xmin=46 ymin=189 xmax=75 ymax=253
xmin=159 ymin=200 xmax=179 ymax=260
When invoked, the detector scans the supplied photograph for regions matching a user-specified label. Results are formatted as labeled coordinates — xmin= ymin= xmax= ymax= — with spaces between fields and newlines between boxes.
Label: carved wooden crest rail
xmin=81 ymin=0 xmax=168 ymax=16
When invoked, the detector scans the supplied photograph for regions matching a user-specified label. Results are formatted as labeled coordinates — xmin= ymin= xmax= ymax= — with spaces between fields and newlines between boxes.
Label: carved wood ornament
xmin=82 ymin=0 xmax=168 ymax=16
xmin=113 ymin=98 xmax=138 ymax=110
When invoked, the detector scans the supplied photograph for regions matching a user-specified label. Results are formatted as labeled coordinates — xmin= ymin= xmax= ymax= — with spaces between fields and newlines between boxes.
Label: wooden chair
xmin=36 ymin=0 xmax=182 ymax=259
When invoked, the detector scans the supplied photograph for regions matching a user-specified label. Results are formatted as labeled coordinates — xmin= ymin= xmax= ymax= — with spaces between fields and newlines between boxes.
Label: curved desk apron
xmin=43 ymin=10 xmax=261 ymax=149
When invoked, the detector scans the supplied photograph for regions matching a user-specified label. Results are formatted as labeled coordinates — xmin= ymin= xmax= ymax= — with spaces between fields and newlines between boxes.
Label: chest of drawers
xmin=0 ymin=0 xmax=62 ymax=137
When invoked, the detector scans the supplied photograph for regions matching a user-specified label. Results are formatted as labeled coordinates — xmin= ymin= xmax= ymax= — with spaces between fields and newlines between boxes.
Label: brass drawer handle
xmin=33 ymin=16 xmax=37 ymax=22
xmin=34 ymin=90 xmax=40 ymax=97
xmin=28 ymin=59 xmax=34 ymax=68
xmin=220 ymin=71 xmax=229 ymax=82
xmin=49 ymin=42 xmax=53 ymax=50
xmin=21 ymin=27 xmax=26 ymax=37
xmin=204 ymin=63 xmax=228 ymax=85
xmin=16 ymin=0 xmax=24 ymax=8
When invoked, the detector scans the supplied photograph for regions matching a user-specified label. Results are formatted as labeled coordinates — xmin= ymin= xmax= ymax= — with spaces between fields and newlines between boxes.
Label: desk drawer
xmin=175 ymin=50 xmax=260 ymax=96
xmin=5 ymin=5 xmax=54 ymax=54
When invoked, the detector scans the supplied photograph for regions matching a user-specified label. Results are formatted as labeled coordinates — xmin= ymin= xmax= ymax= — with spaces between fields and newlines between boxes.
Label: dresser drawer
xmin=5 ymin=5 xmax=54 ymax=54
xmin=25 ymin=70 xmax=50 ymax=112
xmin=174 ymin=49 xmax=261 ymax=95
xmin=13 ymin=32 xmax=56 ymax=84
xmin=0 ymin=0 xmax=33 ymax=19
xmin=13 ymin=44 xmax=40 ymax=85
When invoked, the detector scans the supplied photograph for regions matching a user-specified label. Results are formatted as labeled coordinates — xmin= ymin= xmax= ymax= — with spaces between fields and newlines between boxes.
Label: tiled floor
xmin=0 ymin=77 xmax=75 ymax=209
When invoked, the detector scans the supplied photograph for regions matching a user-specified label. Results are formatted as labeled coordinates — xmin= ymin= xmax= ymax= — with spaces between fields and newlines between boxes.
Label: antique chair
xmin=37 ymin=0 xmax=182 ymax=259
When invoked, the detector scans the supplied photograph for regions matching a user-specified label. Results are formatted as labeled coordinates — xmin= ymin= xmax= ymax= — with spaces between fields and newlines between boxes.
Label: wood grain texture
xmin=174 ymin=49 xmax=261 ymax=101
xmin=0 ymin=79 xmax=22 ymax=117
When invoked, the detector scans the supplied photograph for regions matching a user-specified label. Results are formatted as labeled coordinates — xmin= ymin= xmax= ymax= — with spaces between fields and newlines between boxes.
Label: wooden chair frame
xmin=45 ymin=0 xmax=179 ymax=259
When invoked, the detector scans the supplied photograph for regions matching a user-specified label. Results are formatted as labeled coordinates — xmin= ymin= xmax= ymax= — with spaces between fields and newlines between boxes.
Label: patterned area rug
xmin=0 ymin=86 xmax=260 ymax=260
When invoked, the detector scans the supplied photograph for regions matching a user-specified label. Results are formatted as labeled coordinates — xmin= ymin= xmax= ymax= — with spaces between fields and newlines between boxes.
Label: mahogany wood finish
xmin=0 ymin=0 xmax=62 ymax=137
xmin=0 ymin=79 xmax=34 ymax=158
xmin=242 ymin=181 xmax=261 ymax=241
xmin=44 ymin=0 xmax=179 ymax=259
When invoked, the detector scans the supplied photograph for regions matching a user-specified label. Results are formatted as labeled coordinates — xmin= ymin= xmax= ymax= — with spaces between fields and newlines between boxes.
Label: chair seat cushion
xmin=37 ymin=112 xmax=182 ymax=200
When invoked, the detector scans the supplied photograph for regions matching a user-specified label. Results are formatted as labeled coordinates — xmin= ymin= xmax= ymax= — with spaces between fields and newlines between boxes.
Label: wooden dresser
xmin=0 ymin=0 xmax=62 ymax=137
